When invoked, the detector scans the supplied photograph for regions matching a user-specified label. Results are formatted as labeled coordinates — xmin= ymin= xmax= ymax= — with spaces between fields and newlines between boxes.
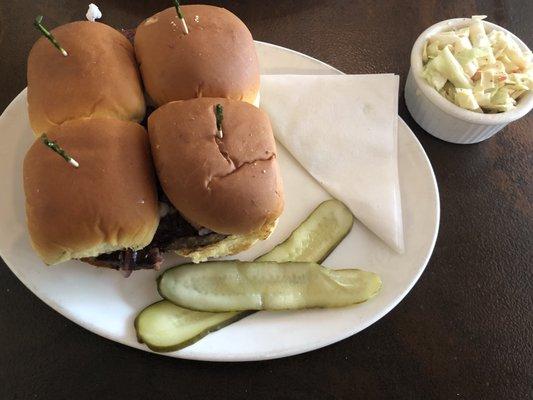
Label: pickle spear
xmin=158 ymin=261 xmax=381 ymax=312
xmin=134 ymin=301 xmax=252 ymax=352
xmin=256 ymin=199 xmax=353 ymax=263
xmin=136 ymin=199 xmax=356 ymax=352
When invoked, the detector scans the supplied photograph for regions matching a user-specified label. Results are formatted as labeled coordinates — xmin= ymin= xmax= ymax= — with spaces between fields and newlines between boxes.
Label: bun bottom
xmin=176 ymin=218 xmax=278 ymax=263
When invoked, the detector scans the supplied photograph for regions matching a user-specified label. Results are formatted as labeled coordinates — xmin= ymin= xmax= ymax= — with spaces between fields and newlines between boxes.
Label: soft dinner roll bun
xmin=27 ymin=21 xmax=145 ymax=135
xmin=134 ymin=5 xmax=260 ymax=106
xmin=176 ymin=220 xmax=279 ymax=264
xmin=23 ymin=118 xmax=159 ymax=265
xmin=148 ymin=98 xmax=283 ymax=261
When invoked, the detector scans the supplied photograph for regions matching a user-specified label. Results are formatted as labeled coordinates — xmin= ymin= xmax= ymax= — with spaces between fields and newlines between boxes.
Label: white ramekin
xmin=405 ymin=18 xmax=533 ymax=144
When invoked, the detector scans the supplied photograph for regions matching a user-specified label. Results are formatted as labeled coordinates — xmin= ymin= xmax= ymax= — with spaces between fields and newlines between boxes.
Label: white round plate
xmin=0 ymin=42 xmax=439 ymax=361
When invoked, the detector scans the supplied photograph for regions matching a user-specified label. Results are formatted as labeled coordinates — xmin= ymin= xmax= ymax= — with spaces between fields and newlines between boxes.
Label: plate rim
xmin=0 ymin=41 xmax=440 ymax=361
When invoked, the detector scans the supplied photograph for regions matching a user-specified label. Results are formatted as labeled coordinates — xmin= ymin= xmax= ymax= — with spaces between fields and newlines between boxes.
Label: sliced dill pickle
xmin=136 ymin=199 xmax=357 ymax=352
xmin=135 ymin=301 xmax=252 ymax=352
xmin=158 ymin=261 xmax=381 ymax=312
xmin=256 ymin=199 xmax=354 ymax=263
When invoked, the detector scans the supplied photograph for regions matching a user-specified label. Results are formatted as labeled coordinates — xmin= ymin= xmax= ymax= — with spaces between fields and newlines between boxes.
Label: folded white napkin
xmin=260 ymin=74 xmax=404 ymax=253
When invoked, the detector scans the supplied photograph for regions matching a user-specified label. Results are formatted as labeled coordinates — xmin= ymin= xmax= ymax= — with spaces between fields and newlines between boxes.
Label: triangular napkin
xmin=260 ymin=74 xmax=404 ymax=252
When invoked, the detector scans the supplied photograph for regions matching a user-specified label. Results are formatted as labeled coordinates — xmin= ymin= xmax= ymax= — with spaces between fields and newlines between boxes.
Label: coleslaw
xmin=422 ymin=16 xmax=532 ymax=113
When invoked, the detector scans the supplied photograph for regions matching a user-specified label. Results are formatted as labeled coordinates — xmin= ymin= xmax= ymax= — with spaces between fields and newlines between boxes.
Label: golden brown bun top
xmin=23 ymin=118 xmax=159 ymax=265
xmin=135 ymin=5 xmax=260 ymax=106
xmin=27 ymin=21 xmax=145 ymax=135
xmin=148 ymin=98 xmax=284 ymax=235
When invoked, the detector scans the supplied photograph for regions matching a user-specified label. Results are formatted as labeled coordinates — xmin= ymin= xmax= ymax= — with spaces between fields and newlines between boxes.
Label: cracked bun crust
xmin=148 ymin=98 xmax=284 ymax=237
xmin=23 ymin=118 xmax=159 ymax=265
xmin=27 ymin=21 xmax=145 ymax=135
xmin=134 ymin=5 xmax=260 ymax=107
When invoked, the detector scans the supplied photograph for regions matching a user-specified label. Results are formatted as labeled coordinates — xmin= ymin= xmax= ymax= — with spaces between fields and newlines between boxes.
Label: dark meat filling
xmin=83 ymin=195 xmax=227 ymax=273
xmin=120 ymin=28 xmax=136 ymax=45
xmin=150 ymin=207 xmax=228 ymax=252
xmin=84 ymin=248 xmax=164 ymax=275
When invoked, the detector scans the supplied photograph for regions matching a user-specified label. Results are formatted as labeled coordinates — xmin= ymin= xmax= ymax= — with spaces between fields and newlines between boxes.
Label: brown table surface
xmin=1 ymin=1 xmax=532 ymax=399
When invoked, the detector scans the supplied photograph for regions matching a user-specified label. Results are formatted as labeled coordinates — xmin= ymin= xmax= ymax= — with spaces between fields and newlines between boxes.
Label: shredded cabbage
xmin=422 ymin=16 xmax=532 ymax=113
xmin=455 ymin=88 xmax=480 ymax=110
xmin=454 ymin=36 xmax=473 ymax=53
xmin=425 ymin=46 xmax=473 ymax=89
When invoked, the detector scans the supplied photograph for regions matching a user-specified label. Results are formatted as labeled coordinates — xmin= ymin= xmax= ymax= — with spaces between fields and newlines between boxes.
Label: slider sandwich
xmin=134 ymin=5 xmax=260 ymax=106
xmin=148 ymin=98 xmax=284 ymax=263
xmin=23 ymin=119 xmax=160 ymax=273
xmin=27 ymin=21 xmax=145 ymax=135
